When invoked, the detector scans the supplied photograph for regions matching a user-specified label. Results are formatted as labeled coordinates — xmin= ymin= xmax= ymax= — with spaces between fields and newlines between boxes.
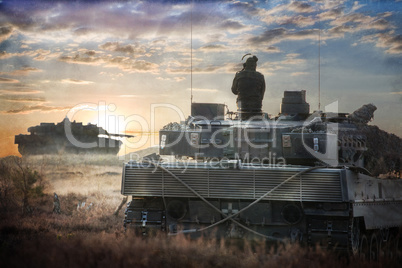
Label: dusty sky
xmin=0 ymin=0 xmax=401 ymax=157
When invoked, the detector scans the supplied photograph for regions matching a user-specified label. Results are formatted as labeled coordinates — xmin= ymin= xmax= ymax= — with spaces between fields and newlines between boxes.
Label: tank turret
xmin=158 ymin=90 xmax=374 ymax=169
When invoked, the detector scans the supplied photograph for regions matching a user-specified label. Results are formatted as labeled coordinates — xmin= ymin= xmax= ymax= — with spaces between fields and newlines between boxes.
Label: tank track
xmin=306 ymin=205 xmax=353 ymax=253
xmin=124 ymin=198 xmax=166 ymax=235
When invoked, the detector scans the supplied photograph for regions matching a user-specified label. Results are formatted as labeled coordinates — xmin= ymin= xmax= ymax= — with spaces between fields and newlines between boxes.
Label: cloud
xmin=319 ymin=4 xmax=392 ymax=37
xmin=287 ymin=29 xmax=318 ymax=40
xmin=5 ymin=49 xmax=63 ymax=61
xmin=259 ymin=1 xmax=315 ymax=18
xmin=73 ymin=27 xmax=94 ymax=36
xmin=362 ymin=32 xmax=402 ymax=54
xmin=228 ymin=1 xmax=260 ymax=16
xmin=2 ymin=104 xmax=73 ymax=115
xmin=174 ymin=76 xmax=186 ymax=82
xmin=99 ymin=42 xmax=146 ymax=56
xmin=0 ymin=50 xmax=47 ymax=61
xmin=265 ymin=46 xmax=281 ymax=53
xmin=0 ymin=95 xmax=46 ymax=103
xmin=277 ymin=15 xmax=316 ymax=28
xmin=156 ymin=76 xmax=186 ymax=82
xmin=288 ymin=1 xmax=315 ymax=14
xmin=248 ymin=28 xmax=318 ymax=46
xmin=329 ymin=11 xmax=393 ymax=32
xmin=0 ymin=0 xmax=259 ymax=54
xmin=59 ymin=50 xmax=159 ymax=73
xmin=0 ymin=51 xmax=11 ymax=59
xmin=318 ymin=6 xmax=345 ymax=21
xmin=259 ymin=1 xmax=315 ymax=25
xmin=166 ymin=64 xmax=225 ymax=74
xmin=328 ymin=25 xmax=354 ymax=37
xmin=369 ymin=19 xmax=391 ymax=31
xmin=0 ymin=77 xmax=20 ymax=83
xmin=61 ymin=79 xmax=94 ymax=85
xmin=248 ymin=28 xmax=287 ymax=45
xmin=0 ymin=1 xmax=234 ymax=43
xmin=0 ymin=25 xmax=13 ymax=42
xmin=291 ymin=72 xmax=309 ymax=76
xmin=280 ymin=53 xmax=306 ymax=65
xmin=0 ymin=67 xmax=42 ymax=77
xmin=380 ymin=34 xmax=402 ymax=54
xmin=30 ymin=49 xmax=56 ymax=61
xmin=59 ymin=50 xmax=103 ymax=65
xmin=200 ymin=44 xmax=228 ymax=51
xmin=219 ymin=19 xmax=247 ymax=32
xmin=320 ymin=0 xmax=346 ymax=10
xmin=0 ymin=86 xmax=43 ymax=95
xmin=330 ymin=13 xmax=372 ymax=27
xmin=108 ymin=58 xmax=159 ymax=73
xmin=351 ymin=1 xmax=365 ymax=12
xmin=257 ymin=53 xmax=306 ymax=75
xmin=226 ymin=62 xmax=244 ymax=73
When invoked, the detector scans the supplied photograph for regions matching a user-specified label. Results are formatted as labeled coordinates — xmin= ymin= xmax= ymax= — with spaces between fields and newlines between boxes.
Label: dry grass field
xmin=0 ymin=154 xmax=398 ymax=267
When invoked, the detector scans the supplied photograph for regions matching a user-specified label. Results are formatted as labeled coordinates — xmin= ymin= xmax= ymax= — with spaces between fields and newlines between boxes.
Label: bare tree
xmin=10 ymin=158 xmax=42 ymax=214
xmin=0 ymin=159 xmax=16 ymax=212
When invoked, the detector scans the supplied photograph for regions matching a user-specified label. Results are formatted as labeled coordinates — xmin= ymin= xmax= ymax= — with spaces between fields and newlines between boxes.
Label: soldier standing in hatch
xmin=231 ymin=55 xmax=266 ymax=120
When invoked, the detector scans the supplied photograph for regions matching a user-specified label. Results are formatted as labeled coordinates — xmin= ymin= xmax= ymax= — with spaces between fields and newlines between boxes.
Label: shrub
xmin=0 ymin=156 xmax=44 ymax=214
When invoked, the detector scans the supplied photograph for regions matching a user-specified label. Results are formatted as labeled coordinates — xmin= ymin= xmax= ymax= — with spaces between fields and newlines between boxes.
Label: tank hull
xmin=121 ymin=161 xmax=402 ymax=257
xmin=15 ymin=134 xmax=122 ymax=155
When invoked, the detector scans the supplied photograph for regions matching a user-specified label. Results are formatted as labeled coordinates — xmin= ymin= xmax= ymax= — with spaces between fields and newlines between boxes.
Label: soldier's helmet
xmin=244 ymin=55 xmax=258 ymax=70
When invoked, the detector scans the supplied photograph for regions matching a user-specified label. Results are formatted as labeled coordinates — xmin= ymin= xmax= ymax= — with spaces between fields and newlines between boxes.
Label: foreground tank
xmin=15 ymin=117 xmax=133 ymax=155
xmin=121 ymin=90 xmax=402 ymax=260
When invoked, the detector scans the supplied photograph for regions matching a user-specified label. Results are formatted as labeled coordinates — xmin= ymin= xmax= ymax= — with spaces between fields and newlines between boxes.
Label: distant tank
xmin=15 ymin=117 xmax=133 ymax=155
xmin=121 ymin=88 xmax=401 ymax=260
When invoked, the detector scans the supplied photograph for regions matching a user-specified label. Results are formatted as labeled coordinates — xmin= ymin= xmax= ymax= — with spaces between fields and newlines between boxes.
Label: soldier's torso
xmin=234 ymin=70 xmax=264 ymax=99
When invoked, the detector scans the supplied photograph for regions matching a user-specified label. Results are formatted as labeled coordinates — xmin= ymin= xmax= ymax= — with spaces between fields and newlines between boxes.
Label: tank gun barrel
xmin=108 ymin=133 xmax=135 ymax=138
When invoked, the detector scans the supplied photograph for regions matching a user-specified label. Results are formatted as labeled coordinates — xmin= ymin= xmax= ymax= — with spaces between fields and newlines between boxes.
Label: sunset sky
xmin=0 ymin=0 xmax=401 ymax=157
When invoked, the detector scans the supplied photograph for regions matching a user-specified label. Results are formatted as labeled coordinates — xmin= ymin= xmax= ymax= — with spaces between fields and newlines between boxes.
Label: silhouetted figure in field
xmin=231 ymin=55 xmax=266 ymax=120
xmin=53 ymin=192 xmax=60 ymax=214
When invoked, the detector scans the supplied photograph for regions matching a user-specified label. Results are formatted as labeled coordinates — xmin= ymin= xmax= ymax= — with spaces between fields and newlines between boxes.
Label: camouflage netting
xmin=348 ymin=103 xmax=377 ymax=125
xmin=346 ymin=103 xmax=401 ymax=177
xmin=162 ymin=122 xmax=182 ymax=131
xmin=361 ymin=125 xmax=401 ymax=177
xmin=347 ymin=103 xmax=401 ymax=177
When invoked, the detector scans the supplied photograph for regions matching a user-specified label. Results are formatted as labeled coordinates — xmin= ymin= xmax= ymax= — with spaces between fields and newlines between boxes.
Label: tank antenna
xmin=318 ymin=10 xmax=321 ymax=111
xmin=190 ymin=0 xmax=193 ymax=105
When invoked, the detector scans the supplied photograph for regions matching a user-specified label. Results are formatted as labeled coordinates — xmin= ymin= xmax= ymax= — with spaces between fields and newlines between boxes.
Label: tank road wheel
xmin=396 ymin=234 xmax=402 ymax=262
xmin=359 ymin=234 xmax=369 ymax=260
xmin=369 ymin=232 xmax=379 ymax=262
xmin=351 ymin=218 xmax=361 ymax=256
xmin=383 ymin=234 xmax=396 ymax=261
